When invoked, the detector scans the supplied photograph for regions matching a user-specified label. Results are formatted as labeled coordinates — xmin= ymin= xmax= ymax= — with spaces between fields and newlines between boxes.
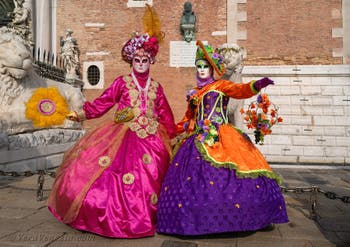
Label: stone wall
xmin=242 ymin=65 xmax=350 ymax=165
xmin=243 ymin=0 xmax=343 ymax=65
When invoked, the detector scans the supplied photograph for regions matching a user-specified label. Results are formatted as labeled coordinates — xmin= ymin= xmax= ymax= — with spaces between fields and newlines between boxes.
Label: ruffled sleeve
xmin=83 ymin=76 xmax=124 ymax=119
xmin=216 ymin=79 xmax=258 ymax=99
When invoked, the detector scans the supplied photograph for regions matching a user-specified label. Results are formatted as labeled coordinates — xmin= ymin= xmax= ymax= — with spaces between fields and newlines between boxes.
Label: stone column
xmin=227 ymin=0 xmax=238 ymax=44
xmin=33 ymin=0 xmax=55 ymax=59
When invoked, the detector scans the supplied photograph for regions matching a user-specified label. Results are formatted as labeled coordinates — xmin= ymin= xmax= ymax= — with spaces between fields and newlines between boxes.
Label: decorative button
xmin=150 ymin=193 xmax=158 ymax=205
xmin=142 ymin=153 xmax=152 ymax=165
xmin=98 ymin=156 xmax=111 ymax=167
xmin=122 ymin=173 xmax=135 ymax=185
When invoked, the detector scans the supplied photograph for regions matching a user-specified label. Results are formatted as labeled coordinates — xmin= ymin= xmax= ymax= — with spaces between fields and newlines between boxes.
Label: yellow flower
xmin=25 ymin=87 xmax=69 ymax=128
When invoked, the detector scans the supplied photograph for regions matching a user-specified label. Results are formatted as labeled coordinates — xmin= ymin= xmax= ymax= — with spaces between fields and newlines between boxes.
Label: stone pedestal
xmin=0 ymin=129 xmax=84 ymax=172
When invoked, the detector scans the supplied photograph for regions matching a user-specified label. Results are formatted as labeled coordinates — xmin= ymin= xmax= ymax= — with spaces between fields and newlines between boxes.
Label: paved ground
xmin=0 ymin=166 xmax=349 ymax=247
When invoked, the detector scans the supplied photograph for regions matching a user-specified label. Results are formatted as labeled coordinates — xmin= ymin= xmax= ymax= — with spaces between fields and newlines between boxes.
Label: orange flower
xmin=252 ymin=114 xmax=258 ymax=122
xmin=270 ymin=109 xmax=276 ymax=117
xmin=204 ymin=119 xmax=211 ymax=126
xmin=247 ymin=123 xmax=254 ymax=129
xmin=240 ymin=108 xmax=245 ymax=114
xmin=261 ymin=94 xmax=269 ymax=102
xmin=277 ymin=117 xmax=283 ymax=123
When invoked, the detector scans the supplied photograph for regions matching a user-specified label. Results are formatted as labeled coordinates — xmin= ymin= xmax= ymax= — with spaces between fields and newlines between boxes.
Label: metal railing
xmin=32 ymin=46 xmax=66 ymax=82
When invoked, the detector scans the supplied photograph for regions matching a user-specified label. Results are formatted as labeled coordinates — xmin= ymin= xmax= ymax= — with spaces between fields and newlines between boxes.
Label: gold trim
xmin=114 ymin=107 xmax=135 ymax=124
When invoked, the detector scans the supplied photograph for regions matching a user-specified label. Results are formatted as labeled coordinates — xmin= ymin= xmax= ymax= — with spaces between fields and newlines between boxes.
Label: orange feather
xmin=143 ymin=4 xmax=164 ymax=42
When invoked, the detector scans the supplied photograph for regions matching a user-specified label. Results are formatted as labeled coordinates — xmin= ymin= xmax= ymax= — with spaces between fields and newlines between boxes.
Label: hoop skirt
xmin=48 ymin=75 xmax=176 ymax=238
xmin=157 ymin=80 xmax=288 ymax=235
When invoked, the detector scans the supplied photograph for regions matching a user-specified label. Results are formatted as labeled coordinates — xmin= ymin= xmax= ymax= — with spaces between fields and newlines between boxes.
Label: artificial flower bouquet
xmin=240 ymin=93 xmax=283 ymax=145
xmin=196 ymin=119 xmax=219 ymax=147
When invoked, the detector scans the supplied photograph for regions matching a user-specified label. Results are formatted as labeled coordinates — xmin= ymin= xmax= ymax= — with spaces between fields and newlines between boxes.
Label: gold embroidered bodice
xmin=123 ymin=75 xmax=159 ymax=139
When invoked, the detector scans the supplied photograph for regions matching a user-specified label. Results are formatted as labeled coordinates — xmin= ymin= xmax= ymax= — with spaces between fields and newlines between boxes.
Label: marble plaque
xmin=170 ymin=41 xmax=208 ymax=67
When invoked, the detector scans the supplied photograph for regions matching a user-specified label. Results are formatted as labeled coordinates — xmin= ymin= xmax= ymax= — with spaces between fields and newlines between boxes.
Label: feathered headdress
xmin=143 ymin=4 xmax=164 ymax=43
xmin=196 ymin=40 xmax=226 ymax=77
xmin=121 ymin=4 xmax=164 ymax=64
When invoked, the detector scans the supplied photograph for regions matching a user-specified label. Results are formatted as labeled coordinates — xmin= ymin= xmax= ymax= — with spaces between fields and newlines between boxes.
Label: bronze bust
xmin=180 ymin=1 xmax=196 ymax=42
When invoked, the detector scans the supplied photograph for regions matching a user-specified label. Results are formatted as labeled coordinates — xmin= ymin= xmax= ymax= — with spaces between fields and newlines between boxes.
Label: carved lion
xmin=0 ymin=27 xmax=84 ymax=135
xmin=217 ymin=43 xmax=246 ymax=129
xmin=0 ymin=27 xmax=32 ymax=108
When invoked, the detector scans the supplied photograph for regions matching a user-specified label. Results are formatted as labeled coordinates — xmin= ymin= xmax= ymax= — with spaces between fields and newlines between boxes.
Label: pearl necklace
xmin=131 ymin=72 xmax=150 ymax=93
xmin=131 ymin=72 xmax=150 ymax=106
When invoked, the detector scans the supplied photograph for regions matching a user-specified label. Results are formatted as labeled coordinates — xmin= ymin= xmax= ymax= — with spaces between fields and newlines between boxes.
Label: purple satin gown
xmin=157 ymin=81 xmax=288 ymax=236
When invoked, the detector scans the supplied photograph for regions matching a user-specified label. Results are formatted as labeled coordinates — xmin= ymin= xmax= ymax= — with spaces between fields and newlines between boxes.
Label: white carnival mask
xmin=132 ymin=55 xmax=150 ymax=73
xmin=196 ymin=60 xmax=212 ymax=79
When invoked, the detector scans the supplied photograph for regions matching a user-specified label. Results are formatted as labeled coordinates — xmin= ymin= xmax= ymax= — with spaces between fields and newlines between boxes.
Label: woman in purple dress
xmin=157 ymin=41 xmax=288 ymax=236
xmin=48 ymin=33 xmax=176 ymax=238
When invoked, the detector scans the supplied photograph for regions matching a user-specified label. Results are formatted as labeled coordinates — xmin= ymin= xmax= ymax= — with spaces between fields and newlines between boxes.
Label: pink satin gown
xmin=48 ymin=75 xmax=176 ymax=238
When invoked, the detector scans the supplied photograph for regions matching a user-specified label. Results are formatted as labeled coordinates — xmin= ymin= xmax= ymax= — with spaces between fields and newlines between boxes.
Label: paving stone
xmin=236 ymin=238 xmax=334 ymax=247
xmin=1 ymin=168 xmax=349 ymax=246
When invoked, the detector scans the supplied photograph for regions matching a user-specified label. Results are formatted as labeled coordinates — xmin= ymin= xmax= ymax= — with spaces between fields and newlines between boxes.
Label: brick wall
xmin=242 ymin=0 xmax=343 ymax=65
xmin=56 ymin=0 xmax=349 ymax=165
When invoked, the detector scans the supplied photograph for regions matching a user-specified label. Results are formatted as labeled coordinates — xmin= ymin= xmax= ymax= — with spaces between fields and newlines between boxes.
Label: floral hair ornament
xmin=121 ymin=4 xmax=164 ymax=64
xmin=25 ymin=87 xmax=70 ymax=128
xmin=195 ymin=40 xmax=225 ymax=77
xmin=240 ymin=93 xmax=283 ymax=145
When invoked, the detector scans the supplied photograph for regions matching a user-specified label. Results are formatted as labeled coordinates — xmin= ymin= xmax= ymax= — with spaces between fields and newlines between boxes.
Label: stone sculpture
xmin=60 ymin=29 xmax=80 ymax=79
xmin=7 ymin=0 xmax=32 ymax=46
xmin=217 ymin=43 xmax=245 ymax=129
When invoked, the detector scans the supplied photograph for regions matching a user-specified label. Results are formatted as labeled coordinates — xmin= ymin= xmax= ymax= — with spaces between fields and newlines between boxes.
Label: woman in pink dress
xmin=48 ymin=33 xmax=176 ymax=238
